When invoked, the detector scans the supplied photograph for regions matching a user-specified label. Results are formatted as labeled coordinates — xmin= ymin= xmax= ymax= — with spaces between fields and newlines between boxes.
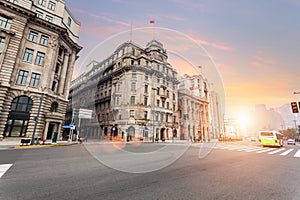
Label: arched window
xmin=11 ymin=95 xmax=33 ymax=112
xmin=50 ymin=102 xmax=58 ymax=112
xmin=4 ymin=96 xmax=33 ymax=137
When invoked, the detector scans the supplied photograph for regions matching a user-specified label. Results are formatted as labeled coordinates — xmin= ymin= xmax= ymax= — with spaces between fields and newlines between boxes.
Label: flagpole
xmin=130 ymin=21 xmax=133 ymax=42
xmin=149 ymin=20 xmax=155 ymax=40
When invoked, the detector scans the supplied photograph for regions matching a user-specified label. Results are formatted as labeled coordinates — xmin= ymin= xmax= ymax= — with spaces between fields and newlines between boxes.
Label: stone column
xmin=43 ymin=121 xmax=49 ymax=141
xmin=57 ymin=122 xmax=62 ymax=141
xmin=58 ymin=51 xmax=69 ymax=95
xmin=63 ymin=52 xmax=76 ymax=97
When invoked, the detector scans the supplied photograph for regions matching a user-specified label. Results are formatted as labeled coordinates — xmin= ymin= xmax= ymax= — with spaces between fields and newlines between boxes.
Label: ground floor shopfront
xmin=0 ymin=88 xmax=68 ymax=142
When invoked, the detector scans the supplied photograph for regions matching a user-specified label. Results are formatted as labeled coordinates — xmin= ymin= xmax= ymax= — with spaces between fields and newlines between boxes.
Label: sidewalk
xmin=0 ymin=139 xmax=75 ymax=150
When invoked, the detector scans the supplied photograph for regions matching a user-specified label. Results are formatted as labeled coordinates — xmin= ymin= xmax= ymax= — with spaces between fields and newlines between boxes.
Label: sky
xmin=66 ymin=0 xmax=300 ymax=118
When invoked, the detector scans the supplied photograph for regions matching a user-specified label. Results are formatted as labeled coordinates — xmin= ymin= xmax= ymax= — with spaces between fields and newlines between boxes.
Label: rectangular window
xmin=130 ymin=110 xmax=135 ymax=118
xmin=117 ymin=83 xmax=121 ymax=92
xmin=0 ymin=36 xmax=5 ymax=52
xmin=7 ymin=0 xmax=18 ymax=4
xmin=132 ymin=73 xmax=136 ymax=78
xmin=29 ymin=73 xmax=40 ymax=87
xmin=51 ymin=81 xmax=56 ymax=91
xmin=67 ymin=17 xmax=72 ymax=27
xmin=45 ymin=15 xmax=53 ymax=22
xmin=38 ymin=0 xmax=46 ymax=6
xmin=40 ymin=35 xmax=49 ymax=45
xmin=36 ymin=10 xmax=43 ymax=18
xmin=48 ymin=1 xmax=56 ymax=10
xmin=0 ymin=15 xmax=12 ymax=29
xmin=35 ymin=51 xmax=45 ymax=65
xmin=144 ymin=97 xmax=148 ymax=106
xmin=16 ymin=70 xmax=28 ymax=85
xmin=130 ymin=96 xmax=135 ymax=105
xmin=131 ymin=82 xmax=136 ymax=91
xmin=167 ymin=102 xmax=169 ymax=109
xmin=144 ymin=85 xmax=148 ymax=93
xmin=156 ymin=100 xmax=160 ymax=107
xmin=28 ymin=31 xmax=38 ymax=42
xmin=23 ymin=48 xmax=34 ymax=62
xmin=144 ymin=111 xmax=148 ymax=120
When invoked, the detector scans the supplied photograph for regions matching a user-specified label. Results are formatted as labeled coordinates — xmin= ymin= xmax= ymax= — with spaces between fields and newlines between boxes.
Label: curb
xmin=13 ymin=143 xmax=76 ymax=149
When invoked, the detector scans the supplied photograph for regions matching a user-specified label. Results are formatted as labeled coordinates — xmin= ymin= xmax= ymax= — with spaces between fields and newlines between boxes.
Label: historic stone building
xmin=0 ymin=0 xmax=81 ymax=141
xmin=69 ymin=40 xmax=180 ymax=141
xmin=177 ymin=74 xmax=210 ymax=141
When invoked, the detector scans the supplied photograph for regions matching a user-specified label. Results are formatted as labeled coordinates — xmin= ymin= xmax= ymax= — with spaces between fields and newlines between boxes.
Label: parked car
xmin=287 ymin=138 xmax=296 ymax=145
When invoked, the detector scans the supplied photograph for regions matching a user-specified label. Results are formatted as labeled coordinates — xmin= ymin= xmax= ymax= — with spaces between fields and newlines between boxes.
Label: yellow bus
xmin=258 ymin=130 xmax=283 ymax=147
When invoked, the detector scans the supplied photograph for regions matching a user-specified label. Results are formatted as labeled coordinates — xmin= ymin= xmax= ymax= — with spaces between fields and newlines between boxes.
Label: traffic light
xmin=291 ymin=102 xmax=299 ymax=113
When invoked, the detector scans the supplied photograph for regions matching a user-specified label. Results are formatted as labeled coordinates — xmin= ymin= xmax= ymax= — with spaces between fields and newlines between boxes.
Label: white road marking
xmin=280 ymin=149 xmax=294 ymax=156
xmin=294 ymin=149 xmax=300 ymax=158
xmin=256 ymin=148 xmax=275 ymax=153
xmin=268 ymin=148 xmax=286 ymax=155
xmin=0 ymin=164 xmax=13 ymax=178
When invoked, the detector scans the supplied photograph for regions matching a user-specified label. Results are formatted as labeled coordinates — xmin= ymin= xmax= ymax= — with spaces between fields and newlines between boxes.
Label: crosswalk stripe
xmin=245 ymin=147 xmax=265 ymax=152
xmin=294 ymin=149 xmax=300 ymax=157
xmin=0 ymin=164 xmax=13 ymax=178
xmin=215 ymin=145 xmax=300 ymax=158
xmin=256 ymin=148 xmax=275 ymax=153
xmin=268 ymin=148 xmax=286 ymax=154
xmin=280 ymin=149 xmax=294 ymax=156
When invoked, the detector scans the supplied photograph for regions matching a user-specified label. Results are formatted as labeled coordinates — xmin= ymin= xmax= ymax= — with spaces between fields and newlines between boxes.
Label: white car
xmin=287 ymin=138 xmax=296 ymax=145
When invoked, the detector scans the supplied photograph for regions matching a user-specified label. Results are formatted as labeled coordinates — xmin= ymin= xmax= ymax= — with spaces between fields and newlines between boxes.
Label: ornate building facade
xmin=68 ymin=40 xmax=223 ymax=142
xmin=69 ymin=40 xmax=179 ymax=141
xmin=178 ymin=74 xmax=210 ymax=141
xmin=0 ymin=0 xmax=81 ymax=141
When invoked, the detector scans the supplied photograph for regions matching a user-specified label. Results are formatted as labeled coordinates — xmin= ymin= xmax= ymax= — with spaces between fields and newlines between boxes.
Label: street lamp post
xmin=152 ymin=87 xmax=157 ymax=143
xmin=31 ymin=92 xmax=44 ymax=145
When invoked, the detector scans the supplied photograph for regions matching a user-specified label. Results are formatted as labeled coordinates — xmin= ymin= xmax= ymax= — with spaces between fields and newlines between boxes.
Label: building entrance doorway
xmin=47 ymin=124 xmax=55 ymax=139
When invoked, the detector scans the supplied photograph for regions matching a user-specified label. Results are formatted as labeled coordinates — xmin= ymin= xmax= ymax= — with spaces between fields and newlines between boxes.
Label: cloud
xmin=73 ymin=8 xmax=131 ymax=27
xmin=252 ymin=51 xmax=276 ymax=67
xmin=193 ymin=38 xmax=234 ymax=51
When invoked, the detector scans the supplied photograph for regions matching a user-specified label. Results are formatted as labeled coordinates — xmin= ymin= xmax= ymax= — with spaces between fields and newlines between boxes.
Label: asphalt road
xmin=1 ymin=142 xmax=300 ymax=200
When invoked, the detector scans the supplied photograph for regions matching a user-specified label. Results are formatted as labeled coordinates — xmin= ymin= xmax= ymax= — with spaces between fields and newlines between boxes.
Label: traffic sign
xmin=78 ymin=108 xmax=93 ymax=119
xmin=63 ymin=123 xmax=75 ymax=129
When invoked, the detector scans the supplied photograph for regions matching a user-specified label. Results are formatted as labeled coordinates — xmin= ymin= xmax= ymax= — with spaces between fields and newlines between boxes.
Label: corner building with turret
xmin=69 ymin=40 xmax=180 ymax=141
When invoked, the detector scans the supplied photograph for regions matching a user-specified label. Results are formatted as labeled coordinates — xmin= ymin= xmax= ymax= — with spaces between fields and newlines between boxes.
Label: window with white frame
xmin=67 ymin=17 xmax=72 ymax=27
xmin=6 ymin=0 xmax=18 ymax=4
xmin=40 ymin=35 xmax=49 ymax=45
xmin=129 ymin=110 xmax=135 ymax=118
xmin=131 ymin=82 xmax=136 ymax=91
xmin=23 ymin=48 xmax=34 ymax=63
xmin=0 ymin=36 xmax=5 ymax=52
xmin=0 ymin=15 xmax=12 ymax=29
xmin=29 ymin=73 xmax=40 ymax=87
xmin=35 ymin=51 xmax=45 ymax=65
xmin=48 ymin=1 xmax=56 ymax=10
xmin=45 ymin=15 xmax=53 ymax=22
xmin=130 ymin=96 xmax=135 ymax=105
xmin=35 ymin=10 xmax=43 ymax=18
xmin=28 ymin=31 xmax=38 ymax=42
xmin=16 ymin=70 xmax=28 ymax=85
xmin=38 ymin=0 xmax=46 ymax=6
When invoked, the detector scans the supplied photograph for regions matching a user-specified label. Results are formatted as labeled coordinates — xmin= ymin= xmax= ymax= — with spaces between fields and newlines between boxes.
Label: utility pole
xmin=31 ymin=93 xmax=44 ymax=145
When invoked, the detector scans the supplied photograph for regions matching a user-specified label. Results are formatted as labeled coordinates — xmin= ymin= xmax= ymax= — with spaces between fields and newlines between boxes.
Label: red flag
xmin=149 ymin=20 xmax=155 ymax=24
xmin=189 ymin=86 xmax=194 ymax=91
